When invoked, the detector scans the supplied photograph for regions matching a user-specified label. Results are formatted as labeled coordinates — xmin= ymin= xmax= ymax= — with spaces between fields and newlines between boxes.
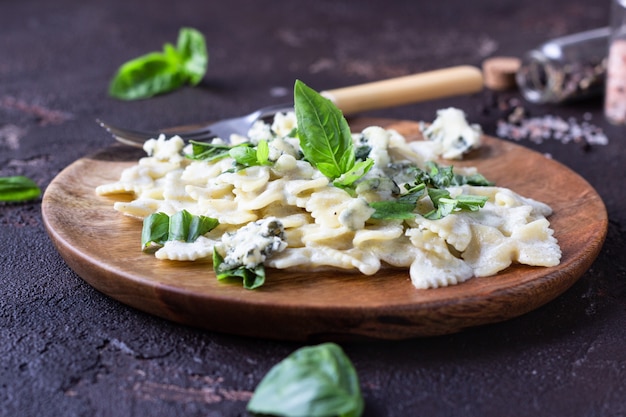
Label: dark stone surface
xmin=2 ymin=0 xmax=625 ymax=416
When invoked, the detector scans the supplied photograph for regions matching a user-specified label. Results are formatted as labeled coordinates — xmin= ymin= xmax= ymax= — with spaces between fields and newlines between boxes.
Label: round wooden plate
xmin=42 ymin=118 xmax=607 ymax=341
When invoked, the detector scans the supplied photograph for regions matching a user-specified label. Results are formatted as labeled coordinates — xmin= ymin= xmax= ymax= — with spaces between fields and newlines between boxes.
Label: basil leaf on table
xmin=176 ymin=27 xmax=208 ymax=84
xmin=247 ymin=343 xmax=364 ymax=417
xmin=108 ymin=27 xmax=208 ymax=100
xmin=0 ymin=176 xmax=41 ymax=202
xmin=108 ymin=51 xmax=186 ymax=101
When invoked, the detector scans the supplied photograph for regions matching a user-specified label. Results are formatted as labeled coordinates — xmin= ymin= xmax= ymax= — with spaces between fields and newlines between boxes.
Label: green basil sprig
xmin=229 ymin=139 xmax=271 ymax=167
xmin=370 ymin=162 xmax=491 ymax=220
xmin=141 ymin=209 xmax=218 ymax=251
xmin=247 ymin=343 xmax=364 ymax=417
xmin=424 ymin=189 xmax=488 ymax=220
xmin=294 ymin=80 xmax=373 ymax=188
xmin=187 ymin=140 xmax=271 ymax=169
xmin=108 ymin=27 xmax=208 ymax=100
xmin=213 ymin=248 xmax=265 ymax=290
xmin=0 ymin=176 xmax=41 ymax=202
xmin=186 ymin=140 xmax=234 ymax=162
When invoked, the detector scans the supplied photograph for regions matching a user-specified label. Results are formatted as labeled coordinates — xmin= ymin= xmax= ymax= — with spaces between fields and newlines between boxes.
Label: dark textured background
xmin=2 ymin=1 xmax=625 ymax=416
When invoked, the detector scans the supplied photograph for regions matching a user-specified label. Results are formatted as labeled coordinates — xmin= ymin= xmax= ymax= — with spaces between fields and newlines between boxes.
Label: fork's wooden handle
xmin=321 ymin=65 xmax=484 ymax=115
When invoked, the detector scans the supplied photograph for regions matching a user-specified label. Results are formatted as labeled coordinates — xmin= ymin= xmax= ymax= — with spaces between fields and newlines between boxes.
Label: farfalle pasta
xmin=96 ymin=108 xmax=561 ymax=290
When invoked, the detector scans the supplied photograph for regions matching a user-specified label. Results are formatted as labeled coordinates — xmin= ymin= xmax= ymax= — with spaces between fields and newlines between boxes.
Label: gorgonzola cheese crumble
xmin=419 ymin=107 xmax=482 ymax=159
xmin=96 ymin=109 xmax=561 ymax=289
xmin=217 ymin=217 xmax=287 ymax=271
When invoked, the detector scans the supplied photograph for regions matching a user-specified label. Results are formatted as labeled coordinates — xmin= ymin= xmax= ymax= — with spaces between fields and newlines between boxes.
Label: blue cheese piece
xmin=338 ymin=197 xmax=376 ymax=230
xmin=420 ymin=107 xmax=482 ymax=160
xmin=217 ymin=217 xmax=287 ymax=270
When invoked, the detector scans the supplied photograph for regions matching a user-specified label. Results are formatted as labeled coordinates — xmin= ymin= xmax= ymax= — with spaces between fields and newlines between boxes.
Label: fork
xmin=98 ymin=65 xmax=484 ymax=148
xmin=97 ymin=103 xmax=292 ymax=147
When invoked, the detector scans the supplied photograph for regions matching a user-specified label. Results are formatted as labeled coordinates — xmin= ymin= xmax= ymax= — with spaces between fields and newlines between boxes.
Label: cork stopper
xmin=482 ymin=56 xmax=522 ymax=91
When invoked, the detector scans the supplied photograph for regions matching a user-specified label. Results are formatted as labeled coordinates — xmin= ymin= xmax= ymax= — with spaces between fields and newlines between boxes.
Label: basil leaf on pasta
xmin=141 ymin=210 xmax=218 ymax=251
xmin=294 ymin=80 xmax=356 ymax=180
xmin=213 ymin=248 xmax=265 ymax=290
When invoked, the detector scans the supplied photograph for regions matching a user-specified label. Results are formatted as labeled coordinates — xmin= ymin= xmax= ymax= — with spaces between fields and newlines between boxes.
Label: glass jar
xmin=516 ymin=27 xmax=609 ymax=104
xmin=605 ymin=0 xmax=626 ymax=124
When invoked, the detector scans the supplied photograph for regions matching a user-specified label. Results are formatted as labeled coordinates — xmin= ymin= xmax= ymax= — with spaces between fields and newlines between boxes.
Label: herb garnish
xmin=228 ymin=139 xmax=271 ymax=167
xmin=187 ymin=139 xmax=271 ymax=169
xmin=0 ymin=176 xmax=41 ymax=202
xmin=247 ymin=343 xmax=364 ymax=417
xmin=424 ymin=188 xmax=488 ymax=220
xmin=141 ymin=209 xmax=218 ymax=251
xmin=213 ymin=248 xmax=265 ymax=290
xmin=294 ymin=80 xmax=373 ymax=188
xmin=370 ymin=162 xmax=492 ymax=220
xmin=109 ymin=27 xmax=208 ymax=100
xmin=186 ymin=140 xmax=234 ymax=162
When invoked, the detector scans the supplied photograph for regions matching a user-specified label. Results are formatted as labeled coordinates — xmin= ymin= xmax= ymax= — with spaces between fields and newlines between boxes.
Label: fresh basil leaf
xmin=294 ymin=80 xmax=355 ymax=180
xmin=141 ymin=212 xmax=171 ymax=250
xmin=0 ymin=176 xmax=41 ymax=202
xmin=169 ymin=209 xmax=219 ymax=242
xmin=168 ymin=210 xmax=192 ymax=242
xmin=453 ymin=172 xmax=494 ymax=186
xmin=425 ymin=188 xmax=456 ymax=219
xmin=369 ymin=200 xmax=416 ymax=220
xmin=141 ymin=210 xmax=218 ymax=251
xmin=424 ymin=197 xmax=457 ymax=220
xmin=229 ymin=145 xmax=259 ymax=166
xmin=108 ymin=27 xmax=208 ymax=100
xmin=226 ymin=140 xmax=273 ymax=169
xmin=213 ymin=248 xmax=265 ymax=290
xmin=333 ymin=158 xmax=374 ymax=188
xmin=455 ymin=194 xmax=489 ymax=211
xmin=425 ymin=161 xmax=455 ymax=188
xmin=108 ymin=51 xmax=186 ymax=100
xmin=176 ymin=27 xmax=208 ymax=85
xmin=162 ymin=42 xmax=180 ymax=62
xmin=424 ymin=189 xmax=488 ymax=220
xmin=368 ymin=181 xmax=429 ymax=220
xmin=427 ymin=187 xmax=451 ymax=206
xmin=188 ymin=140 xmax=271 ymax=168
xmin=187 ymin=140 xmax=233 ymax=161
xmin=227 ymin=144 xmax=268 ymax=166
xmin=247 ymin=343 xmax=364 ymax=417
xmin=256 ymin=139 xmax=270 ymax=165
xmin=398 ymin=182 xmax=426 ymax=204
xmin=425 ymin=161 xmax=494 ymax=187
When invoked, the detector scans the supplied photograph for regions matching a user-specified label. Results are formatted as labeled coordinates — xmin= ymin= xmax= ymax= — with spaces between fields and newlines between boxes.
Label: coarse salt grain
xmin=496 ymin=112 xmax=609 ymax=147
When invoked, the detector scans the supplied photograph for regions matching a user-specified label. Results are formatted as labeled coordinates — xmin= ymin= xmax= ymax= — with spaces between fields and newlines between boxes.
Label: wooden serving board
xmin=42 ymin=118 xmax=608 ymax=341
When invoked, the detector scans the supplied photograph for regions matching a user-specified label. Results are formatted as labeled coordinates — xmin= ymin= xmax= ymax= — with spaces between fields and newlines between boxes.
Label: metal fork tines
xmin=98 ymin=103 xmax=293 ymax=148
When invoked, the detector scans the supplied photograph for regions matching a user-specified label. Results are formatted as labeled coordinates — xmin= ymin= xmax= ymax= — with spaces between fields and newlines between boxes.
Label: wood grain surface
xmin=41 ymin=118 xmax=608 ymax=341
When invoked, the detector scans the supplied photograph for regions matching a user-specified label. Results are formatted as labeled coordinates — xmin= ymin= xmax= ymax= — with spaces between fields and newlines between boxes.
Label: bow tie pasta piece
xmin=155 ymin=236 xmax=217 ymax=261
xmin=409 ymin=248 xmax=475 ymax=289
xmin=268 ymin=246 xmax=381 ymax=276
